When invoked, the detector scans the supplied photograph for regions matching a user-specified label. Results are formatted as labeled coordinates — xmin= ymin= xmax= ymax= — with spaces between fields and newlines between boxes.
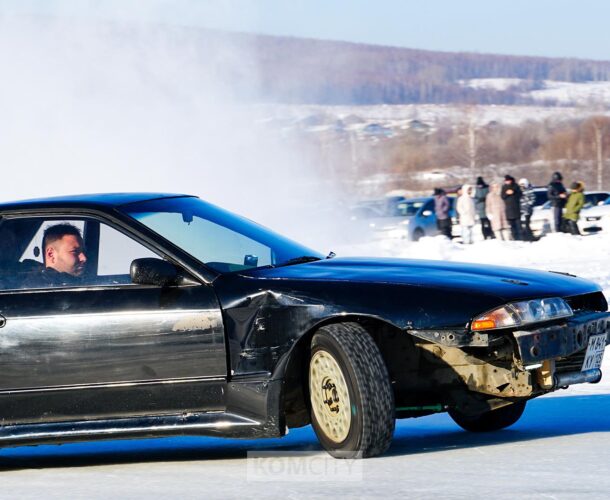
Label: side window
xmin=97 ymin=223 xmax=157 ymax=276
xmin=2 ymin=217 xmax=159 ymax=290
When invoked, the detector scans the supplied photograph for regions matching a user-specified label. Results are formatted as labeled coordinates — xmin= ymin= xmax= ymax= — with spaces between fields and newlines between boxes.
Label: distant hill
xmin=200 ymin=30 xmax=610 ymax=106
xmin=31 ymin=16 xmax=610 ymax=107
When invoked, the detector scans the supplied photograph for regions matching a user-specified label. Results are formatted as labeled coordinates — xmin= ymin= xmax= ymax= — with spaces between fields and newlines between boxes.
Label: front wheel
xmin=412 ymin=228 xmax=425 ymax=241
xmin=449 ymin=401 xmax=526 ymax=432
xmin=309 ymin=322 xmax=395 ymax=458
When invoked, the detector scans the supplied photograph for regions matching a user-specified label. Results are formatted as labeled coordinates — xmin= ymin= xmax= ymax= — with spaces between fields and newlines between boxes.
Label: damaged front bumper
xmin=513 ymin=311 xmax=610 ymax=390
xmin=413 ymin=311 xmax=610 ymax=408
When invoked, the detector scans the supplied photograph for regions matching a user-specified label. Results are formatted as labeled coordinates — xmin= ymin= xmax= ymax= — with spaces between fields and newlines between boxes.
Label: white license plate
xmin=582 ymin=334 xmax=607 ymax=371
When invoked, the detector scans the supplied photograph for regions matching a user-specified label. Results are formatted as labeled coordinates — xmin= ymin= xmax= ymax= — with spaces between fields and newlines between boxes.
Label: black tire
xmin=412 ymin=228 xmax=425 ymax=241
xmin=308 ymin=322 xmax=395 ymax=458
xmin=449 ymin=401 xmax=526 ymax=433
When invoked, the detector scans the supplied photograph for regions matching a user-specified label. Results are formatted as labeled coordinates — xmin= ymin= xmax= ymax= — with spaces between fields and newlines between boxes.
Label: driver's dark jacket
xmin=23 ymin=267 xmax=84 ymax=288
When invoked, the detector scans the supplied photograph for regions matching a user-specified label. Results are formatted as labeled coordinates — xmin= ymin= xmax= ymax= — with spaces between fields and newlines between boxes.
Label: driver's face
xmin=46 ymin=235 xmax=87 ymax=276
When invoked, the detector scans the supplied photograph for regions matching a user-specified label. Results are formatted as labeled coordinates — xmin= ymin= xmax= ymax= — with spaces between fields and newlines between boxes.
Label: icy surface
xmin=1 ymin=392 xmax=609 ymax=499
xmin=1 ymin=231 xmax=609 ymax=498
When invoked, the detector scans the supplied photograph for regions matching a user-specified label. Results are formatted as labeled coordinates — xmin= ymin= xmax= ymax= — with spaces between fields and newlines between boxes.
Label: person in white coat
xmin=457 ymin=184 xmax=476 ymax=244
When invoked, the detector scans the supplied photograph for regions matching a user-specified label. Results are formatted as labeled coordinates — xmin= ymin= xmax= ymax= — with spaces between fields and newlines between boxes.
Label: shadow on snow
xmin=0 ymin=393 xmax=609 ymax=470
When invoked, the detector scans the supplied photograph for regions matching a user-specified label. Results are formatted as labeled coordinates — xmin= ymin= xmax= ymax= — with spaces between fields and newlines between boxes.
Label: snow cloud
xmin=0 ymin=11 xmax=339 ymax=250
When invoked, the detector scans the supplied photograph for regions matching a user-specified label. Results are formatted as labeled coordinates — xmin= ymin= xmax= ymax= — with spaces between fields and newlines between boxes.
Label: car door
xmin=419 ymin=198 xmax=436 ymax=235
xmin=0 ymin=215 xmax=227 ymax=424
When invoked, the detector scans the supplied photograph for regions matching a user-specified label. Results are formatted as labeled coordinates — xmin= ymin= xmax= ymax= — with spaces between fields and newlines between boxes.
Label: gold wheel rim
xmin=309 ymin=349 xmax=352 ymax=443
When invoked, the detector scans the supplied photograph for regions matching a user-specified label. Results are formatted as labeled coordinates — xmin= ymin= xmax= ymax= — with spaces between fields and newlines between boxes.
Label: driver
xmin=36 ymin=223 xmax=88 ymax=285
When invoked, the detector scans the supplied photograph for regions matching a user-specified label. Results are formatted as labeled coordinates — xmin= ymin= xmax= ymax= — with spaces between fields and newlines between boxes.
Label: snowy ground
xmin=463 ymin=77 xmax=610 ymax=106
xmin=1 ymin=230 xmax=609 ymax=499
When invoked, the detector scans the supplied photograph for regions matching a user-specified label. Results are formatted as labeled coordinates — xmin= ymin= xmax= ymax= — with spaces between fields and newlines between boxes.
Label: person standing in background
xmin=518 ymin=178 xmax=536 ymax=241
xmin=475 ymin=176 xmax=494 ymax=239
xmin=563 ymin=181 xmax=585 ymax=235
xmin=547 ymin=171 xmax=567 ymax=232
xmin=457 ymin=184 xmax=476 ymax=244
xmin=487 ymin=182 xmax=510 ymax=240
xmin=501 ymin=175 xmax=522 ymax=240
xmin=433 ymin=188 xmax=452 ymax=239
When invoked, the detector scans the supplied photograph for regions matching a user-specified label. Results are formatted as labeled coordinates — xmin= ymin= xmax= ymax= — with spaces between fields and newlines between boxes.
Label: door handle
xmin=0 ymin=315 xmax=5 ymax=328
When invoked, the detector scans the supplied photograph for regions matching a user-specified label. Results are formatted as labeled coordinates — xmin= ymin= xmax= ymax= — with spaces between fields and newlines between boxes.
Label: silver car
xmin=367 ymin=197 xmax=456 ymax=241
xmin=531 ymin=191 xmax=610 ymax=235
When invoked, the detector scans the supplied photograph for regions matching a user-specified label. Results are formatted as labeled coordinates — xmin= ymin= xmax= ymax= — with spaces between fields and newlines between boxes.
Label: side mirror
xmin=130 ymin=258 xmax=190 ymax=287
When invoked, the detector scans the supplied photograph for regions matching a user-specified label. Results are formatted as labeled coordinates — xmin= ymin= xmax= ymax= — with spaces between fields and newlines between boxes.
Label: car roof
xmin=0 ymin=193 xmax=193 ymax=212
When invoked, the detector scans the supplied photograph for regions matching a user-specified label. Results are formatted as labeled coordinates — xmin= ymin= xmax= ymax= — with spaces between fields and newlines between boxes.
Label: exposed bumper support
xmin=554 ymin=368 xmax=602 ymax=388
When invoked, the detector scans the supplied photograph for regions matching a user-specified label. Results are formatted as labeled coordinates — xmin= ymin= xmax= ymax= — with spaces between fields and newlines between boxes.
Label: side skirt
xmin=0 ymin=411 xmax=267 ymax=448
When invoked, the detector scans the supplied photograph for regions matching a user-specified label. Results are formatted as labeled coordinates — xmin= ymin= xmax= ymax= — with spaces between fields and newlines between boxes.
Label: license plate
xmin=582 ymin=334 xmax=607 ymax=371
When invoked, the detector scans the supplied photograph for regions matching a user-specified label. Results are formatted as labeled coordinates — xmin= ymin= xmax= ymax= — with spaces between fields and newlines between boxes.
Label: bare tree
xmin=467 ymin=115 xmax=478 ymax=172
xmin=586 ymin=116 xmax=610 ymax=190
xmin=448 ymin=106 xmax=483 ymax=174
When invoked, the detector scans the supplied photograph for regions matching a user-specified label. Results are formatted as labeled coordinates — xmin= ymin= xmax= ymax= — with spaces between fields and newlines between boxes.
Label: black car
xmin=0 ymin=193 xmax=608 ymax=458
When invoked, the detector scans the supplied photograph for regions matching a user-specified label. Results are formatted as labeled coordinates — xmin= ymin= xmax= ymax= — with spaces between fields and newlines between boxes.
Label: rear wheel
xmin=449 ymin=401 xmax=526 ymax=432
xmin=308 ymin=322 xmax=395 ymax=458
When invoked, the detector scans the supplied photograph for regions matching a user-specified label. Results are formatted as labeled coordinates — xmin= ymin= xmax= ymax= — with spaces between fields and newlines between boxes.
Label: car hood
xmin=246 ymin=257 xmax=599 ymax=302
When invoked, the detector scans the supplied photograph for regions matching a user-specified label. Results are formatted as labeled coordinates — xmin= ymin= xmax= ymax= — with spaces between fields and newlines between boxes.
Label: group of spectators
xmin=433 ymin=171 xmax=586 ymax=244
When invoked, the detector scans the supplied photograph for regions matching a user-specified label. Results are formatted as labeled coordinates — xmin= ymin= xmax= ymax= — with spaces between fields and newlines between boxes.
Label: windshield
xmin=121 ymin=196 xmax=323 ymax=273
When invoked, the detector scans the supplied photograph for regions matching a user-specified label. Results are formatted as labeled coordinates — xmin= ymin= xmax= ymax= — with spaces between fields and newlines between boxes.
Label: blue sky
xmin=6 ymin=0 xmax=610 ymax=60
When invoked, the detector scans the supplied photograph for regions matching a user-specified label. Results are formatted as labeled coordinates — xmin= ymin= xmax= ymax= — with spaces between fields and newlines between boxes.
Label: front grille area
xmin=565 ymin=292 xmax=608 ymax=313
xmin=555 ymin=350 xmax=586 ymax=374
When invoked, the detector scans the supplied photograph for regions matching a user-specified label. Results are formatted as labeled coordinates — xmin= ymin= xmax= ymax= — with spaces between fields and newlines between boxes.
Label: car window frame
xmin=0 ymin=210 xmax=205 ymax=294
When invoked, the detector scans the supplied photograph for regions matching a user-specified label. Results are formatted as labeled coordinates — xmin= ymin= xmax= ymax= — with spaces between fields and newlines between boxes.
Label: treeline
xmin=243 ymin=35 xmax=610 ymax=105
xmin=295 ymin=116 xmax=610 ymax=194
xmin=68 ymin=21 xmax=610 ymax=106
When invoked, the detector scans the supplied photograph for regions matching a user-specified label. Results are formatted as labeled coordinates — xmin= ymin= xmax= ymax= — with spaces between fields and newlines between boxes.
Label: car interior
xmin=0 ymin=217 xmax=147 ymax=290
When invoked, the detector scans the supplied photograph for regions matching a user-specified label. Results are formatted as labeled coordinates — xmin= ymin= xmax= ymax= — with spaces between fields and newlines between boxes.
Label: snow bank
xmin=530 ymin=80 xmax=610 ymax=105
xmin=461 ymin=77 xmax=525 ymax=91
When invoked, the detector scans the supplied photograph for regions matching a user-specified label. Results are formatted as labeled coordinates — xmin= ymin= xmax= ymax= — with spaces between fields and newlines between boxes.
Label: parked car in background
xmin=531 ymin=187 xmax=549 ymax=207
xmin=366 ymin=196 xmax=457 ymax=241
xmin=530 ymin=191 xmax=610 ymax=236
xmin=581 ymin=195 xmax=610 ymax=233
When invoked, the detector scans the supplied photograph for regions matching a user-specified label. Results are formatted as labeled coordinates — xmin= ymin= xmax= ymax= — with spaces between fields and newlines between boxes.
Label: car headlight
xmin=471 ymin=297 xmax=573 ymax=331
